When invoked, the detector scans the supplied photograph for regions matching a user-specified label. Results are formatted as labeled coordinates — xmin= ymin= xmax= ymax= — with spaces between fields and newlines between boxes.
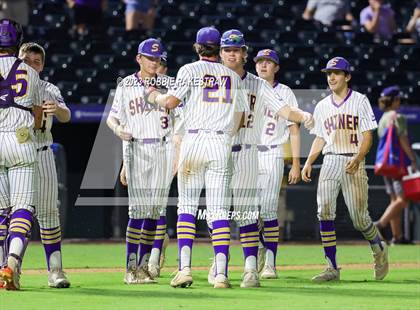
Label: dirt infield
xmin=23 ymin=262 xmax=419 ymax=275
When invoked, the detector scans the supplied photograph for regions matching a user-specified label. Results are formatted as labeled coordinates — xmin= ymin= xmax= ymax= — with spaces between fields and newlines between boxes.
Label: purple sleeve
xmin=360 ymin=7 xmax=371 ymax=25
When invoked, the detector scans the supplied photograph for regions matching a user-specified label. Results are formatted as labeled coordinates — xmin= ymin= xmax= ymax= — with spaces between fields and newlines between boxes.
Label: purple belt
xmin=188 ymin=129 xmax=224 ymax=135
xmin=232 ymin=144 xmax=252 ymax=152
xmin=131 ymin=137 xmax=167 ymax=144
xmin=257 ymin=145 xmax=280 ymax=152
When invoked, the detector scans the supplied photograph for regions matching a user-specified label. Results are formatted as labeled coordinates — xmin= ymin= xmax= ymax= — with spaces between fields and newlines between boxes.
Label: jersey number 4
xmin=350 ymin=133 xmax=359 ymax=146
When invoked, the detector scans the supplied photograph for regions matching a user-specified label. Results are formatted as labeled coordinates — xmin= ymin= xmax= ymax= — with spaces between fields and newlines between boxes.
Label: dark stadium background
xmin=22 ymin=0 xmax=420 ymax=241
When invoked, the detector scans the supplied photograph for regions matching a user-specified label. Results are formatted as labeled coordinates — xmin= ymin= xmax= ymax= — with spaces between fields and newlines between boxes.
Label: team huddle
xmin=106 ymin=25 xmax=388 ymax=289
xmin=0 ymin=19 xmax=389 ymax=291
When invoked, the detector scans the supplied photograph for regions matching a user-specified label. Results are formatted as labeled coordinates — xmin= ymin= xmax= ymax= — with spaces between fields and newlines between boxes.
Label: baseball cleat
xmin=48 ymin=269 xmax=71 ymax=288
xmin=136 ymin=266 xmax=157 ymax=284
xmin=311 ymin=267 xmax=340 ymax=283
xmin=148 ymin=263 xmax=161 ymax=279
xmin=240 ymin=269 xmax=260 ymax=288
xmin=260 ymin=265 xmax=278 ymax=279
xmin=257 ymin=246 xmax=266 ymax=273
xmin=170 ymin=267 xmax=193 ymax=288
xmin=124 ymin=269 xmax=139 ymax=285
xmin=207 ymin=257 xmax=216 ymax=285
xmin=213 ymin=274 xmax=231 ymax=289
xmin=373 ymin=241 xmax=389 ymax=280
xmin=0 ymin=266 xmax=20 ymax=290
xmin=159 ymin=233 xmax=170 ymax=269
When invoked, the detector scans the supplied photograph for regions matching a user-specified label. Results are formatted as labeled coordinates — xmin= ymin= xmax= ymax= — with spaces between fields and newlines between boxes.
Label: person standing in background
xmin=374 ymin=86 xmax=418 ymax=245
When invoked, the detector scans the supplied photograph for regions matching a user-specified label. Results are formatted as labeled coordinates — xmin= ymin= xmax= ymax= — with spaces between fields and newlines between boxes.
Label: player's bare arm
xmin=399 ymin=134 xmax=418 ymax=172
xmin=33 ymin=105 xmax=43 ymax=130
xmin=147 ymin=90 xmax=181 ymax=110
xmin=120 ymin=164 xmax=127 ymax=186
xmin=345 ymin=130 xmax=373 ymax=175
xmin=106 ymin=115 xmax=132 ymax=141
xmin=302 ymin=137 xmax=326 ymax=182
xmin=232 ymin=111 xmax=244 ymax=136
xmin=288 ymin=123 xmax=301 ymax=184
xmin=43 ymin=100 xmax=71 ymax=123
xmin=276 ymin=105 xmax=314 ymax=129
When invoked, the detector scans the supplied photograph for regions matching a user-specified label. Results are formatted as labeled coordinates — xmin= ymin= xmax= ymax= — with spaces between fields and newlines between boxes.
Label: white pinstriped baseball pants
xmin=177 ymin=131 xmax=232 ymax=220
xmin=231 ymin=146 xmax=259 ymax=227
xmin=317 ymin=154 xmax=373 ymax=231
xmin=0 ymin=132 xmax=37 ymax=213
xmin=124 ymin=140 xmax=172 ymax=220
xmin=257 ymin=148 xmax=284 ymax=221
xmin=36 ymin=147 xmax=60 ymax=228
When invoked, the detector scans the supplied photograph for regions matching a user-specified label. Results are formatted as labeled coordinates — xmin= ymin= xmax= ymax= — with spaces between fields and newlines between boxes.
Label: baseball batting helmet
xmin=0 ymin=19 xmax=23 ymax=49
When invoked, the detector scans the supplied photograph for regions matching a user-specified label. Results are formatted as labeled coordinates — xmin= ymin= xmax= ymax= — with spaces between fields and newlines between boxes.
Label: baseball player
xmin=18 ymin=42 xmax=71 ymax=288
xmin=207 ymin=30 xmax=313 ymax=288
xmin=301 ymin=57 xmax=389 ymax=282
xmin=0 ymin=18 xmax=42 ymax=290
xmin=107 ymin=38 xmax=173 ymax=285
xmin=254 ymin=49 xmax=301 ymax=279
xmin=119 ymin=50 xmax=174 ymax=279
xmin=146 ymin=26 xmax=249 ymax=289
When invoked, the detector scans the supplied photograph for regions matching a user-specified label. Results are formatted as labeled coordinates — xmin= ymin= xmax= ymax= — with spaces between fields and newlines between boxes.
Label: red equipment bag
xmin=402 ymin=167 xmax=420 ymax=202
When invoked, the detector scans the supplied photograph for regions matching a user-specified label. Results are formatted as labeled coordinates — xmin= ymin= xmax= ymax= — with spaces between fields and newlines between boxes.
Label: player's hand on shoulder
xmin=345 ymin=156 xmax=361 ymax=175
xmin=43 ymin=100 xmax=58 ymax=116
xmin=301 ymin=163 xmax=312 ymax=182
xmin=115 ymin=125 xmax=133 ymax=141
xmin=120 ymin=165 xmax=127 ymax=186
xmin=288 ymin=164 xmax=301 ymax=184
xmin=302 ymin=111 xmax=314 ymax=130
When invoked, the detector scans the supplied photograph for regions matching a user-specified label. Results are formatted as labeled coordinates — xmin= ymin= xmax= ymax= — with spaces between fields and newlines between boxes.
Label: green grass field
xmin=1 ymin=242 xmax=419 ymax=310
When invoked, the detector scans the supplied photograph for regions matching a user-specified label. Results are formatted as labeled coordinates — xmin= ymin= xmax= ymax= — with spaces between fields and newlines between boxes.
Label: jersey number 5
xmin=11 ymin=70 xmax=28 ymax=97
xmin=202 ymin=75 xmax=232 ymax=103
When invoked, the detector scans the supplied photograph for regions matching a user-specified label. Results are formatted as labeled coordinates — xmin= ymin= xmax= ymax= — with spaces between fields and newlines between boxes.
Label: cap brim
xmin=321 ymin=67 xmax=350 ymax=72
xmin=138 ymin=52 xmax=162 ymax=58
xmin=221 ymin=44 xmax=248 ymax=49
xmin=253 ymin=56 xmax=279 ymax=64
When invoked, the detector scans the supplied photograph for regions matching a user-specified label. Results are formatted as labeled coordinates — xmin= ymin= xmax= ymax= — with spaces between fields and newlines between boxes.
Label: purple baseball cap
xmin=196 ymin=27 xmax=221 ymax=45
xmin=220 ymin=29 xmax=247 ymax=48
xmin=381 ymin=85 xmax=400 ymax=97
xmin=253 ymin=49 xmax=279 ymax=64
xmin=137 ymin=38 xmax=164 ymax=58
xmin=321 ymin=56 xmax=351 ymax=73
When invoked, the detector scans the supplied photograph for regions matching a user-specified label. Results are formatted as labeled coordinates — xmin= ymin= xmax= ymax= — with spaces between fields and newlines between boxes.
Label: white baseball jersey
xmin=0 ymin=56 xmax=42 ymax=214
xmin=260 ymin=82 xmax=298 ymax=146
xmin=35 ymin=80 xmax=68 ymax=148
xmin=234 ymin=72 xmax=287 ymax=145
xmin=311 ymin=89 xmax=377 ymax=154
xmin=110 ymin=73 xmax=173 ymax=138
xmin=0 ymin=56 xmax=41 ymax=131
xmin=168 ymin=60 xmax=249 ymax=135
